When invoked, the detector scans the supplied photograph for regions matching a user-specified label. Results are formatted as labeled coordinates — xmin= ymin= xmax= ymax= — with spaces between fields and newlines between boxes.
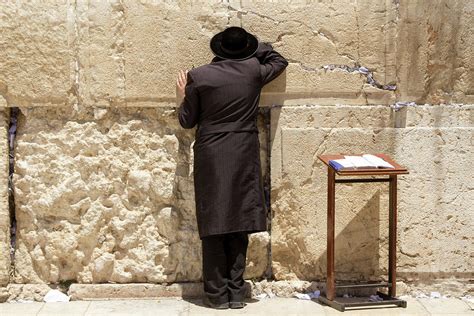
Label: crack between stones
xmin=262 ymin=107 xmax=272 ymax=280
xmin=323 ymin=64 xmax=397 ymax=91
xmin=70 ymin=0 xmax=82 ymax=113
xmin=111 ymin=0 xmax=126 ymax=107
xmin=286 ymin=59 xmax=397 ymax=92
xmin=8 ymin=107 xmax=19 ymax=280
xmin=354 ymin=0 xmax=361 ymax=61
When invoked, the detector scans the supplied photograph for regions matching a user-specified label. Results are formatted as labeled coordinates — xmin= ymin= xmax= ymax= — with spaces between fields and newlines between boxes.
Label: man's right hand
xmin=176 ymin=69 xmax=188 ymax=100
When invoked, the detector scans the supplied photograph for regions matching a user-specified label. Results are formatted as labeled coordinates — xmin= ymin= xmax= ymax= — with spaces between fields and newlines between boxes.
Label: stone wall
xmin=0 ymin=0 xmax=472 ymax=299
xmin=270 ymin=104 xmax=473 ymax=295
xmin=10 ymin=107 xmax=268 ymax=284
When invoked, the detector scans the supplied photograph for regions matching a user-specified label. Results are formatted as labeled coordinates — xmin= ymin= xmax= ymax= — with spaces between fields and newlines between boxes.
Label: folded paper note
xmin=329 ymin=154 xmax=395 ymax=171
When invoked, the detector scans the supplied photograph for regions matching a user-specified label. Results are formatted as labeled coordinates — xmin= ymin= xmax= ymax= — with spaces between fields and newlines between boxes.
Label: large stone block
xmin=12 ymin=106 xmax=269 ymax=283
xmin=239 ymin=0 xmax=398 ymax=105
xmin=397 ymin=0 xmax=474 ymax=104
xmin=1 ymin=0 xmax=473 ymax=109
xmin=0 ymin=1 xmax=75 ymax=107
xmin=270 ymin=105 xmax=473 ymax=291
xmin=0 ymin=109 xmax=10 ymax=286
xmin=77 ymin=1 xmax=239 ymax=107
xmin=75 ymin=0 xmax=405 ymax=107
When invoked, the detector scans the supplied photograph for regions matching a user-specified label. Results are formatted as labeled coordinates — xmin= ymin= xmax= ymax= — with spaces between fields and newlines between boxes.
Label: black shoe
xmin=202 ymin=296 xmax=229 ymax=309
xmin=229 ymin=301 xmax=246 ymax=309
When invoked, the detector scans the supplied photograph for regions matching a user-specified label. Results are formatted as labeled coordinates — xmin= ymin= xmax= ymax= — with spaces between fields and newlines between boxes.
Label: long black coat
xmin=178 ymin=43 xmax=288 ymax=238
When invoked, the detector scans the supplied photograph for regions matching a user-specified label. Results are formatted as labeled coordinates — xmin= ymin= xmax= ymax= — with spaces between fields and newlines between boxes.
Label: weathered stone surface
xmin=0 ymin=0 xmax=472 ymax=297
xmin=245 ymin=232 xmax=270 ymax=279
xmin=0 ymin=2 xmax=75 ymax=107
xmin=2 ymin=280 xmax=470 ymax=301
xmin=12 ymin=107 xmax=268 ymax=284
xmin=68 ymin=283 xmax=204 ymax=300
xmin=77 ymin=1 xmax=239 ymax=107
xmin=0 ymin=96 xmax=7 ymax=108
xmin=403 ymin=104 xmax=474 ymax=127
xmin=5 ymin=283 xmax=51 ymax=302
xmin=74 ymin=0 xmax=406 ymax=107
xmin=0 ymin=287 xmax=7 ymax=303
xmin=1 ymin=1 xmax=471 ymax=107
xmin=238 ymin=0 xmax=398 ymax=105
xmin=68 ymin=280 xmax=319 ymax=300
xmin=397 ymin=1 xmax=474 ymax=104
xmin=270 ymin=105 xmax=473 ymax=293
xmin=0 ymin=109 xmax=10 ymax=286
xmin=12 ymin=107 xmax=188 ymax=283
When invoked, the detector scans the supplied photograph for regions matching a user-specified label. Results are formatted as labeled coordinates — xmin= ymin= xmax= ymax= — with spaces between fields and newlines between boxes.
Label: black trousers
xmin=201 ymin=232 xmax=249 ymax=304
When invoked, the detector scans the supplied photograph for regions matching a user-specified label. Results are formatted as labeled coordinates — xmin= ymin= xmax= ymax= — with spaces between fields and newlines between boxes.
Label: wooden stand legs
xmin=320 ymin=171 xmax=406 ymax=311
xmin=388 ymin=175 xmax=397 ymax=297
xmin=327 ymin=167 xmax=336 ymax=300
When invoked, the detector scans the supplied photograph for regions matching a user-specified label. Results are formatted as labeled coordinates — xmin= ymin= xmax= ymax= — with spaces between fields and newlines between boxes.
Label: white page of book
xmin=362 ymin=154 xmax=395 ymax=168
xmin=344 ymin=155 xmax=377 ymax=168
xmin=332 ymin=159 xmax=354 ymax=168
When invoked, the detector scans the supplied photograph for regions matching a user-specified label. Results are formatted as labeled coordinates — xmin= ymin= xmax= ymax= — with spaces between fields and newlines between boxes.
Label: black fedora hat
xmin=210 ymin=26 xmax=259 ymax=60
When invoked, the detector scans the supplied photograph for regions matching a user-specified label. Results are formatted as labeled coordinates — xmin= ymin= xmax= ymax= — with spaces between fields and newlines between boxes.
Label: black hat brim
xmin=210 ymin=31 xmax=259 ymax=61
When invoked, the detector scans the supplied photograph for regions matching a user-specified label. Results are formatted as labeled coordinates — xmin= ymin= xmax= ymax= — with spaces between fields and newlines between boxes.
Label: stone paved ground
xmin=0 ymin=297 xmax=472 ymax=316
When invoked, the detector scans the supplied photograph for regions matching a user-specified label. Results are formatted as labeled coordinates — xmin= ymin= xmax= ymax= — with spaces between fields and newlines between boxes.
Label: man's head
xmin=210 ymin=26 xmax=258 ymax=61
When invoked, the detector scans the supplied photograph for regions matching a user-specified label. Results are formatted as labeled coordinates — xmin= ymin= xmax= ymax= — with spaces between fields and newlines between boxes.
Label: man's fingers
xmin=177 ymin=72 xmax=184 ymax=87
xmin=178 ymin=71 xmax=185 ymax=83
xmin=176 ymin=70 xmax=189 ymax=93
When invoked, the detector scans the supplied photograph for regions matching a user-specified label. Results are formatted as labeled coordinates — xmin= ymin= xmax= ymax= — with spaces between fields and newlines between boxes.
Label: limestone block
xmin=12 ymin=107 xmax=188 ymax=283
xmin=0 ymin=287 xmax=7 ymax=302
xmin=270 ymin=105 xmax=473 ymax=288
xmin=245 ymin=232 xmax=269 ymax=279
xmin=0 ymin=96 xmax=7 ymax=108
xmin=397 ymin=0 xmax=474 ymax=104
xmin=270 ymin=105 xmax=394 ymax=186
xmin=5 ymin=284 xmax=51 ymax=302
xmin=78 ymin=1 xmax=239 ymax=107
xmin=404 ymin=104 xmax=474 ymax=127
xmin=0 ymin=2 xmax=75 ymax=107
xmin=239 ymin=0 xmax=398 ymax=104
xmin=68 ymin=283 xmax=204 ymax=300
xmin=0 ymin=110 xmax=10 ymax=286
xmin=12 ymin=106 xmax=269 ymax=283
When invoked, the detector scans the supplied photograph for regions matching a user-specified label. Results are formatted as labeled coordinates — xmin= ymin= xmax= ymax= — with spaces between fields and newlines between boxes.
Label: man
xmin=176 ymin=26 xmax=288 ymax=309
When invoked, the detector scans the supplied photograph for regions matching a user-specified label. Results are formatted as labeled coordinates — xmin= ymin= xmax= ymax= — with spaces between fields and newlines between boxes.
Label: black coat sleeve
xmin=178 ymin=71 xmax=200 ymax=129
xmin=255 ymin=42 xmax=289 ymax=86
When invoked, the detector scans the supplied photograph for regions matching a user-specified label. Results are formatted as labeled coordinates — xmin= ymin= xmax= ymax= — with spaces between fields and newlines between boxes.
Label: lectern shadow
xmin=315 ymin=188 xmax=386 ymax=295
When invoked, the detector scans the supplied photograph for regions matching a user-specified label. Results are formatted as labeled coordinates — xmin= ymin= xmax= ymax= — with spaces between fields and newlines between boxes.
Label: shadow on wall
xmin=314 ymin=189 xmax=385 ymax=284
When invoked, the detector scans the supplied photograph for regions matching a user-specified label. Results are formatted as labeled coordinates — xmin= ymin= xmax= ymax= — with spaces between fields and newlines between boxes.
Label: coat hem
xmin=199 ymin=227 xmax=267 ymax=240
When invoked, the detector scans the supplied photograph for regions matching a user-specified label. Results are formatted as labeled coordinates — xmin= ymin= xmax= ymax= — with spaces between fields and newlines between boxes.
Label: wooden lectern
xmin=317 ymin=153 xmax=409 ymax=312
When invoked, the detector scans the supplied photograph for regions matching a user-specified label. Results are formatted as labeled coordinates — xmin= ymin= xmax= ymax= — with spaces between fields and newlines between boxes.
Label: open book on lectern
xmin=329 ymin=154 xmax=395 ymax=171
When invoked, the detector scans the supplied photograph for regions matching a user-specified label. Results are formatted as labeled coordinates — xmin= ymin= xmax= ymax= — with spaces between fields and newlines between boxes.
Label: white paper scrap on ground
xmin=430 ymin=291 xmax=441 ymax=299
xmin=309 ymin=290 xmax=320 ymax=299
xmin=368 ymin=294 xmax=383 ymax=302
xmin=416 ymin=292 xmax=429 ymax=298
xmin=255 ymin=293 xmax=268 ymax=300
xmin=294 ymin=293 xmax=311 ymax=300
xmin=43 ymin=289 xmax=70 ymax=302
xmin=294 ymin=291 xmax=320 ymax=300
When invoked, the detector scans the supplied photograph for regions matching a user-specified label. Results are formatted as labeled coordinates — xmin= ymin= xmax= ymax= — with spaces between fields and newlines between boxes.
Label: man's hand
xmin=176 ymin=70 xmax=188 ymax=101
